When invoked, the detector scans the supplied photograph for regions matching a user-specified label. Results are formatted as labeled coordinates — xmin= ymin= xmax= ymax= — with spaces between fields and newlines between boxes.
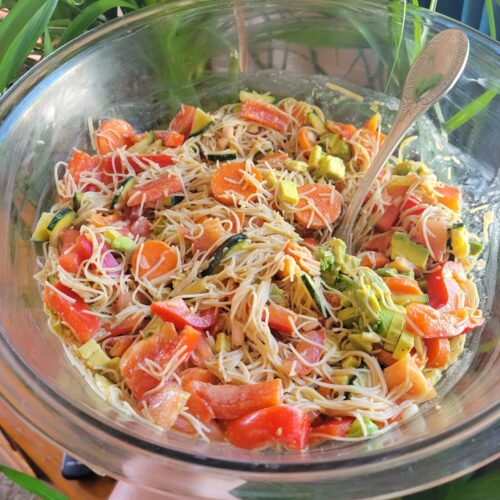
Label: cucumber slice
xmin=127 ymin=131 xmax=155 ymax=153
xmin=31 ymin=212 xmax=54 ymax=242
xmin=73 ymin=192 xmax=84 ymax=212
xmin=47 ymin=208 xmax=76 ymax=244
xmin=111 ymin=176 xmax=136 ymax=209
xmin=189 ymin=108 xmax=213 ymax=137
xmin=301 ymin=273 xmax=330 ymax=318
xmin=165 ymin=195 xmax=184 ymax=208
xmin=469 ymin=240 xmax=484 ymax=256
xmin=392 ymin=293 xmax=429 ymax=307
xmin=201 ymin=233 xmax=248 ymax=277
xmin=207 ymin=149 xmax=237 ymax=161
xmin=239 ymin=90 xmax=276 ymax=104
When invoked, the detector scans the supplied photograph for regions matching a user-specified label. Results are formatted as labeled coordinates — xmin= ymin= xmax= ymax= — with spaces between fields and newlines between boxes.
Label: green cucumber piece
xmin=111 ymin=176 xmax=136 ymax=209
xmin=127 ymin=131 xmax=155 ymax=153
xmin=301 ymin=273 xmax=330 ymax=319
xmin=31 ymin=212 xmax=54 ymax=242
xmin=47 ymin=208 xmax=76 ymax=244
xmin=392 ymin=331 xmax=415 ymax=360
xmin=207 ymin=149 xmax=237 ymax=161
xmin=189 ymin=108 xmax=213 ymax=137
xmin=201 ymin=233 xmax=248 ymax=277
xmin=165 ymin=195 xmax=184 ymax=208
xmin=73 ymin=192 xmax=84 ymax=212
xmin=392 ymin=293 xmax=429 ymax=307
xmin=469 ymin=240 xmax=484 ymax=256
xmin=239 ymin=90 xmax=275 ymax=104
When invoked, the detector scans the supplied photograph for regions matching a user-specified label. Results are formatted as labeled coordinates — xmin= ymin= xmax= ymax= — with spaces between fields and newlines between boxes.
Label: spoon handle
xmin=336 ymin=29 xmax=469 ymax=251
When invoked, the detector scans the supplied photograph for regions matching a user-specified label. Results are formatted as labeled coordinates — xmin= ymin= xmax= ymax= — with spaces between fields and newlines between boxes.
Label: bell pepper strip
xmin=95 ymin=119 xmax=134 ymax=155
xmin=427 ymin=261 xmax=466 ymax=311
xmin=384 ymin=355 xmax=436 ymax=400
xmin=192 ymin=379 xmax=283 ymax=420
xmin=43 ymin=281 xmax=101 ymax=343
xmin=383 ymin=276 xmax=423 ymax=295
xmin=400 ymin=194 xmax=426 ymax=217
xmin=155 ymin=130 xmax=185 ymax=148
xmin=127 ymin=174 xmax=183 ymax=207
xmin=264 ymin=303 xmax=296 ymax=335
xmin=108 ymin=312 xmax=144 ymax=337
xmin=169 ymin=104 xmax=196 ymax=137
xmin=240 ymin=100 xmax=291 ymax=132
xmin=284 ymin=329 xmax=325 ymax=376
xmin=425 ymin=338 xmax=450 ymax=368
xmin=406 ymin=303 xmax=484 ymax=339
xmin=434 ymin=184 xmax=462 ymax=212
xmin=99 ymin=154 xmax=174 ymax=184
xmin=140 ymin=383 xmax=190 ymax=430
xmin=309 ymin=416 xmax=355 ymax=445
xmin=151 ymin=297 xmax=219 ymax=331
xmin=225 ymin=405 xmax=310 ymax=451
xmin=120 ymin=326 xmax=201 ymax=400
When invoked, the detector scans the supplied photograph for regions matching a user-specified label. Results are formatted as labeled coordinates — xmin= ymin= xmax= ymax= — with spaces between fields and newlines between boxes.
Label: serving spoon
xmin=336 ymin=29 xmax=469 ymax=251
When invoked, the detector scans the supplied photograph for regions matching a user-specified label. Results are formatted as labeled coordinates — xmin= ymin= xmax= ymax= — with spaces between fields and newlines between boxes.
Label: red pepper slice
xmin=427 ymin=261 xmax=466 ymax=311
xmin=240 ymin=100 xmax=291 ymax=132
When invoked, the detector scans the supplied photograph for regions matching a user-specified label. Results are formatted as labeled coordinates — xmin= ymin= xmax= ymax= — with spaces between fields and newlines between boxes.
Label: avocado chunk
xmin=189 ymin=108 xmax=213 ymax=137
xmin=314 ymin=155 xmax=345 ymax=181
xmin=377 ymin=307 xmax=406 ymax=351
xmin=278 ymin=180 xmax=299 ymax=205
xmin=325 ymin=134 xmax=351 ymax=162
xmin=391 ymin=232 xmax=430 ymax=268
xmin=348 ymin=417 xmax=379 ymax=437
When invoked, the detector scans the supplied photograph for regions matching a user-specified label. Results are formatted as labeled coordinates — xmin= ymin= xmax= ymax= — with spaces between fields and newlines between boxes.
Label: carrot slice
xmin=384 ymin=355 xmax=435 ymax=400
xmin=95 ymin=119 xmax=134 ymax=154
xmin=132 ymin=240 xmax=178 ymax=280
xmin=434 ymin=184 xmax=462 ymax=212
xmin=192 ymin=217 xmax=226 ymax=253
xmin=360 ymin=251 xmax=389 ymax=269
xmin=297 ymin=127 xmax=316 ymax=151
xmin=294 ymin=184 xmax=341 ymax=230
xmin=383 ymin=276 xmax=423 ymax=295
xmin=127 ymin=174 xmax=183 ymax=207
xmin=425 ymin=338 xmax=450 ymax=368
xmin=210 ymin=162 xmax=262 ymax=206
xmin=259 ymin=152 xmax=289 ymax=164
xmin=240 ymin=101 xmax=291 ymax=132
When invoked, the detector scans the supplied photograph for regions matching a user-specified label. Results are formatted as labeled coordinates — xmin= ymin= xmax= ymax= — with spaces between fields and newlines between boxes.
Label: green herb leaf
xmin=445 ymin=87 xmax=500 ymax=132
xmin=485 ymin=0 xmax=497 ymax=40
xmin=0 ymin=0 xmax=58 ymax=91
xmin=60 ymin=0 xmax=138 ymax=45
xmin=0 ymin=465 xmax=68 ymax=500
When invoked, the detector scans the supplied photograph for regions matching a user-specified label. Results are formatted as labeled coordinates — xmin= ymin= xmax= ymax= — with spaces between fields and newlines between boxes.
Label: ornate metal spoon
xmin=336 ymin=29 xmax=469 ymax=251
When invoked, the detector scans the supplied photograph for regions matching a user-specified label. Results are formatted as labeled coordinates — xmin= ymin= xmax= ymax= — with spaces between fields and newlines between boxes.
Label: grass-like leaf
xmin=485 ymin=0 xmax=497 ymax=40
xmin=44 ymin=27 xmax=53 ymax=56
xmin=445 ymin=87 xmax=500 ymax=132
xmin=60 ymin=0 xmax=138 ymax=45
xmin=0 ymin=465 xmax=68 ymax=500
xmin=0 ymin=0 xmax=58 ymax=91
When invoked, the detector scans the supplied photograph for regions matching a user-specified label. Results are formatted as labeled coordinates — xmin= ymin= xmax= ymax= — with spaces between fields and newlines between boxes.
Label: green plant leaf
xmin=485 ymin=0 xmax=497 ymax=40
xmin=0 ymin=0 xmax=58 ymax=91
xmin=44 ymin=27 xmax=53 ymax=56
xmin=445 ymin=87 xmax=500 ymax=132
xmin=0 ymin=465 xmax=68 ymax=500
xmin=60 ymin=0 xmax=138 ymax=45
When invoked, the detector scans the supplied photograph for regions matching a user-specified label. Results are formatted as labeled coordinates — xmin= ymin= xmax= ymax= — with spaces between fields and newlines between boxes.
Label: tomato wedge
xmin=414 ymin=218 xmax=447 ymax=262
xmin=427 ymin=261 xmax=466 ymax=311
xmin=240 ymin=100 xmax=291 ymax=132
xmin=226 ymin=405 xmax=310 ymax=450
xmin=141 ymin=383 xmax=190 ymax=430
xmin=66 ymin=150 xmax=99 ymax=187
xmin=156 ymin=130 xmax=185 ymax=148
xmin=96 ymin=119 xmax=134 ymax=154
xmin=192 ymin=379 xmax=283 ymax=420
xmin=435 ymin=184 xmax=462 ymax=212
xmin=284 ymin=329 xmax=325 ymax=376
xmin=100 ymin=154 xmax=174 ymax=184
xmin=294 ymin=184 xmax=341 ymax=230
xmin=43 ymin=281 xmax=101 ymax=343
xmin=127 ymin=174 xmax=183 ymax=207
xmin=151 ymin=297 xmax=219 ymax=331
xmin=265 ymin=303 xmax=296 ymax=335
xmin=406 ymin=303 xmax=484 ymax=339
xmin=309 ymin=416 xmax=355 ymax=445
xmin=169 ymin=104 xmax=196 ymax=137
xmin=120 ymin=326 xmax=201 ymax=400
xmin=192 ymin=217 xmax=226 ymax=253
xmin=364 ymin=231 xmax=394 ymax=253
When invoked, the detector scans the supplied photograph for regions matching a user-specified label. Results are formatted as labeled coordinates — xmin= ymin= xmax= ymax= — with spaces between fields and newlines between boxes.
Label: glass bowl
xmin=0 ymin=1 xmax=498 ymax=497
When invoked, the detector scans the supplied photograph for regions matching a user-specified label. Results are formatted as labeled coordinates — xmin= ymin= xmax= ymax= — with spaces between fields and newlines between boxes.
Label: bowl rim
xmin=0 ymin=0 xmax=499 ymax=485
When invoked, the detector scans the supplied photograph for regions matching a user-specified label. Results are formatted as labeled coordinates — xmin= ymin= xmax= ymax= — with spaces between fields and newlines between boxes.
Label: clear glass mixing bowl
xmin=0 ymin=1 xmax=499 ymax=498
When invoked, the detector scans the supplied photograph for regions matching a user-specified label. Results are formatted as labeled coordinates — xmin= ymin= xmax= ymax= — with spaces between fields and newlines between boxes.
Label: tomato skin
xmin=240 ymin=100 xmax=291 ymax=132
xmin=151 ymin=297 xmax=219 ymax=331
xmin=226 ymin=405 xmax=310 ymax=451
xmin=100 ymin=154 xmax=174 ymax=184
xmin=415 ymin=218 xmax=447 ymax=262
xmin=375 ymin=202 xmax=402 ymax=232
xmin=265 ymin=303 xmax=296 ymax=335
xmin=309 ymin=417 xmax=355 ymax=445
xmin=427 ymin=261 xmax=466 ymax=311
xmin=425 ymin=338 xmax=450 ymax=368
xmin=96 ymin=119 xmax=134 ymax=154
xmin=364 ymin=231 xmax=394 ymax=253
xmin=127 ymin=174 xmax=182 ymax=207
xmin=67 ymin=150 xmax=99 ymax=187
xmin=156 ymin=130 xmax=185 ymax=147
xmin=141 ymin=383 xmax=190 ymax=430
xmin=406 ymin=304 xmax=484 ymax=339
xmin=169 ymin=104 xmax=196 ymax=137
xmin=193 ymin=379 xmax=283 ymax=420
xmin=104 ymin=336 xmax=134 ymax=357
xmin=43 ymin=281 xmax=101 ymax=343
xmin=400 ymin=195 xmax=426 ymax=217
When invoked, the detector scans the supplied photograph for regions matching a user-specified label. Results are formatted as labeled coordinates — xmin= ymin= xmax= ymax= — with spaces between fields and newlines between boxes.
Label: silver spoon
xmin=336 ymin=29 xmax=469 ymax=251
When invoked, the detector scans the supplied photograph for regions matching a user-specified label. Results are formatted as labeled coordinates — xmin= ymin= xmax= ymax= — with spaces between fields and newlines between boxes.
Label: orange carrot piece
xmin=210 ymin=162 xmax=262 ymax=206
xmin=434 ymin=184 xmax=462 ymax=212
xmin=425 ymin=338 xmax=450 ymax=368
xmin=294 ymin=184 xmax=341 ymax=230
xmin=325 ymin=120 xmax=357 ymax=140
xmin=297 ymin=127 xmax=316 ymax=151
xmin=132 ymin=240 xmax=178 ymax=280
xmin=383 ymin=276 xmax=423 ymax=295
xmin=192 ymin=217 xmax=226 ymax=253
xmin=95 ymin=119 xmax=135 ymax=154
xmin=259 ymin=152 xmax=289 ymax=164
xmin=360 ymin=251 xmax=389 ymax=269
xmin=384 ymin=355 xmax=435 ymax=400
xmin=127 ymin=174 xmax=183 ymax=207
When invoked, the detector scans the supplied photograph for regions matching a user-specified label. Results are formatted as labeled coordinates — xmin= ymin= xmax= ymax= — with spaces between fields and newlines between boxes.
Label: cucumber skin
xmin=201 ymin=233 xmax=248 ymax=277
